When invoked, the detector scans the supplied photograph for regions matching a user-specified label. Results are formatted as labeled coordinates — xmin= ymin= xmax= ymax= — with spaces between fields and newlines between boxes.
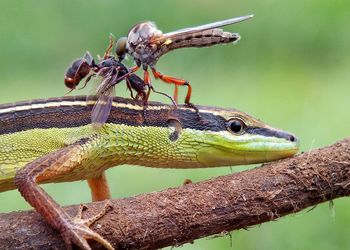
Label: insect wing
xmin=90 ymin=67 xmax=119 ymax=127
xmin=91 ymin=86 xmax=114 ymax=127
xmin=153 ymin=15 xmax=253 ymax=42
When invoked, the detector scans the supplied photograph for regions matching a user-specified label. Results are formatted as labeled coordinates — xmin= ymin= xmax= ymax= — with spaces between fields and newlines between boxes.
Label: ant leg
xmin=125 ymin=77 xmax=136 ymax=99
xmin=64 ymin=88 xmax=75 ymax=96
xmin=78 ymin=73 xmax=95 ymax=90
xmin=103 ymin=35 xmax=114 ymax=59
xmin=153 ymin=89 xmax=177 ymax=106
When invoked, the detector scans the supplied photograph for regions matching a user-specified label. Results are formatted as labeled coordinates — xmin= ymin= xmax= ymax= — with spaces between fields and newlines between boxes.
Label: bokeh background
xmin=0 ymin=0 xmax=349 ymax=249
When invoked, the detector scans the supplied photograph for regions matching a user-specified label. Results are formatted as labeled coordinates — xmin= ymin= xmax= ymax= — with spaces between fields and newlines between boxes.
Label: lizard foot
xmin=62 ymin=201 xmax=114 ymax=250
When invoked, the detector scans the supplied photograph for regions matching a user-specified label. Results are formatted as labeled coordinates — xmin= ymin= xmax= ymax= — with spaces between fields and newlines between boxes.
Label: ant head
xmin=64 ymin=59 xmax=90 ymax=89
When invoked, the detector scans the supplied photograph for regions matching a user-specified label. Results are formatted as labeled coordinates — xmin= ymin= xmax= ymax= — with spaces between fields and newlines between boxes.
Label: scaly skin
xmin=0 ymin=126 xmax=94 ymax=190
xmin=0 ymin=124 xmax=298 ymax=192
xmin=0 ymin=96 xmax=299 ymax=249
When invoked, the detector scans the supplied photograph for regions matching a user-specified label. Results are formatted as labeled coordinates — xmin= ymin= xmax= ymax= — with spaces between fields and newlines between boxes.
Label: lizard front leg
xmin=14 ymin=139 xmax=114 ymax=250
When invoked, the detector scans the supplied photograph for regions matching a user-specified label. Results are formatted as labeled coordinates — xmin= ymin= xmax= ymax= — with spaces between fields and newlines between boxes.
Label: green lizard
xmin=0 ymin=96 xmax=299 ymax=249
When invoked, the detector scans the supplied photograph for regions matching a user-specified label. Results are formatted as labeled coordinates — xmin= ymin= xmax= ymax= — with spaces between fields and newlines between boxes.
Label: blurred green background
xmin=0 ymin=0 xmax=349 ymax=249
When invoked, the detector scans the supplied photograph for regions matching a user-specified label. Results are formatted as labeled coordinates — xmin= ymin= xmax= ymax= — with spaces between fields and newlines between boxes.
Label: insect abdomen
xmin=166 ymin=29 xmax=240 ymax=52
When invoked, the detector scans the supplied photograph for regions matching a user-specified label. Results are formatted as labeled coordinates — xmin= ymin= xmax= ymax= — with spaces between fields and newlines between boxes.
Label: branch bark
xmin=1 ymin=138 xmax=350 ymax=249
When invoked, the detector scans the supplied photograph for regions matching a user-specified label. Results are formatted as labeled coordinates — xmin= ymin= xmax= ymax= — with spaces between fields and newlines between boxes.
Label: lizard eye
xmin=227 ymin=118 xmax=246 ymax=134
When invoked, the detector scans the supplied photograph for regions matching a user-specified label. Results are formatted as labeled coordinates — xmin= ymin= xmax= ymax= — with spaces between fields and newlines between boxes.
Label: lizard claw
xmin=61 ymin=202 xmax=114 ymax=250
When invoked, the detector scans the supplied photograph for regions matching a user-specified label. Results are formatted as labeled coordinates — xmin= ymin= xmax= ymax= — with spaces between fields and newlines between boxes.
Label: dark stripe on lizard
xmin=0 ymin=96 xmax=228 ymax=135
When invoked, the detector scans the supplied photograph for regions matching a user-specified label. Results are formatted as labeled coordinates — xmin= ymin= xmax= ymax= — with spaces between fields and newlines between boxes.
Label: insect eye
xmin=116 ymin=37 xmax=127 ymax=59
xmin=227 ymin=118 xmax=246 ymax=134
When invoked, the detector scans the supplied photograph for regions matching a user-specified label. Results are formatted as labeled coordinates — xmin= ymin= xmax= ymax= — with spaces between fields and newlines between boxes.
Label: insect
xmin=64 ymin=39 xmax=146 ymax=99
xmin=114 ymin=14 xmax=254 ymax=104
xmin=64 ymin=38 xmax=175 ymax=125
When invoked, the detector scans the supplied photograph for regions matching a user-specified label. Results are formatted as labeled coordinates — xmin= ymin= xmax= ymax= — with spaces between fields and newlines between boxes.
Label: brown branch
xmin=1 ymin=138 xmax=350 ymax=249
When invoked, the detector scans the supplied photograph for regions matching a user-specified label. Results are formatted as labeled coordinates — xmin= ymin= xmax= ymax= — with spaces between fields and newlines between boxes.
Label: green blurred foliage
xmin=0 ymin=0 xmax=349 ymax=249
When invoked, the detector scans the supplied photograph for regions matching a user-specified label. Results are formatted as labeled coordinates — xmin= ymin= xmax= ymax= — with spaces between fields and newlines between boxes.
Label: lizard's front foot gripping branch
xmin=62 ymin=203 xmax=113 ymax=250
xmin=14 ymin=141 xmax=115 ymax=250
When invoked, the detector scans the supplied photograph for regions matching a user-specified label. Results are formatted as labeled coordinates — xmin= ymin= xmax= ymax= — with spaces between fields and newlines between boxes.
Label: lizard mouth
xmin=197 ymin=136 xmax=299 ymax=167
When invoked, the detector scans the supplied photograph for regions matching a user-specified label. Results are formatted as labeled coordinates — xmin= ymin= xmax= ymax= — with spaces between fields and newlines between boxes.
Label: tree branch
xmin=1 ymin=138 xmax=350 ymax=249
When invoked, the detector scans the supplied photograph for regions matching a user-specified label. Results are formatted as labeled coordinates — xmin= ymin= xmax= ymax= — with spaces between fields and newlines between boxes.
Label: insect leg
xmin=151 ymin=67 xmax=192 ymax=104
xmin=152 ymin=89 xmax=177 ymax=106
xmin=103 ymin=35 xmax=115 ymax=59
xmin=143 ymin=69 xmax=152 ymax=104
xmin=77 ymin=73 xmax=95 ymax=90
xmin=174 ymin=85 xmax=179 ymax=104
xmin=141 ymin=69 xmax=176 ymax=105
xmin=125 ymin=77 xmax=136 ymax=99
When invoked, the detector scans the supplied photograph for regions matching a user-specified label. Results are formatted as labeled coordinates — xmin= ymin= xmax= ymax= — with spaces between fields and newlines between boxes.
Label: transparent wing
xmin=89 ymin=67 xmax=119 ymax=127
xmin=86 ymin=67 xmax=111 ymax=101
xmin=91 ymin=86 xmax=114 ymax=127
xmin=153 ymin=15 xmax=253 ymax=42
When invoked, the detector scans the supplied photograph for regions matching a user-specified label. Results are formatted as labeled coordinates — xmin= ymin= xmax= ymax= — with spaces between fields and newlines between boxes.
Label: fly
xmin=114 ymin=15 xmax=253 ymax=104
